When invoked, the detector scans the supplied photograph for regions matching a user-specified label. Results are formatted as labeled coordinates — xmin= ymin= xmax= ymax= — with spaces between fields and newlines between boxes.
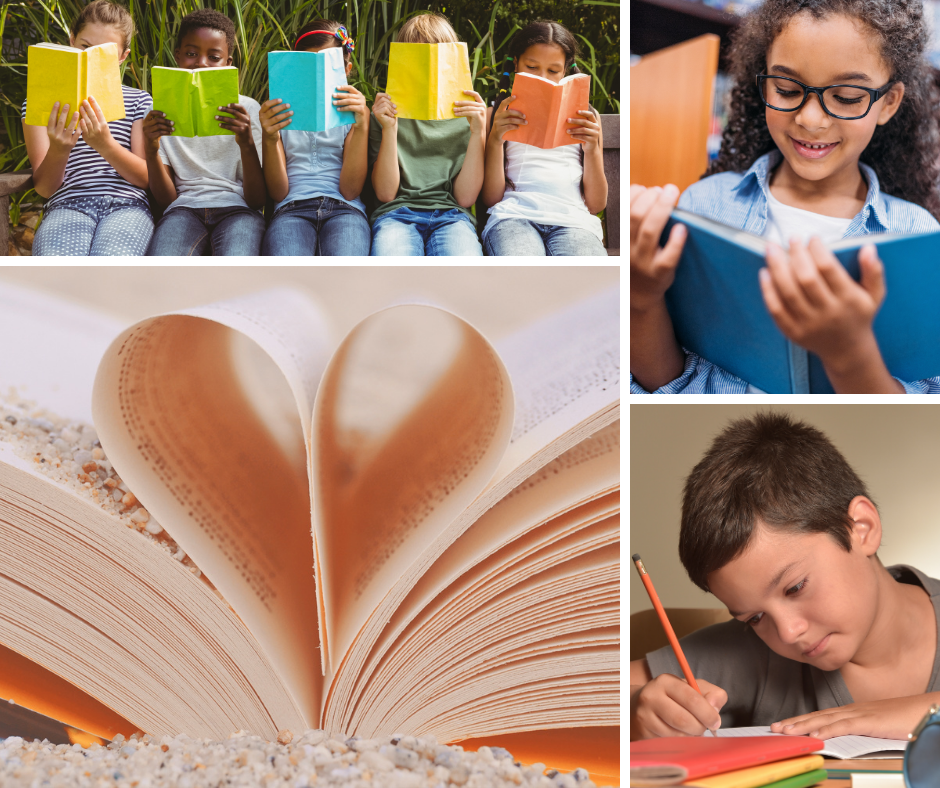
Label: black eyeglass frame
xmin=755 ymin=74 xmax=897 ymax=120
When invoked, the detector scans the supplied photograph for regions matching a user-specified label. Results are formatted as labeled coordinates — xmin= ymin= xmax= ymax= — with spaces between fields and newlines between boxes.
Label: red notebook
xmin=630 ymin=736 xmax=825 ymax=786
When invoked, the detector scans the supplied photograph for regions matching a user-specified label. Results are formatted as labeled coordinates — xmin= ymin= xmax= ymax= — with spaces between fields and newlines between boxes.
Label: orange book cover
xmin=503 ymin=72 xmax=591 ymax=148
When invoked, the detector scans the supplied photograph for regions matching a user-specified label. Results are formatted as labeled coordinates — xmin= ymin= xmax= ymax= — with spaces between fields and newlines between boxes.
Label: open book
xmin=0 ymin=283 xmax=619 ymax=778
xmin=152 ymin=66 xmax=240 ymax=136
xmin=504 ymin=72 xmax=591 ymax=149
xmin=385 ymin=42 xmax=473 ymax=120
xmin=716 ymin=726 xmax=907 ymax=759
xmin=25 ymin=42 xmax=125 ymax=126
xmin=662 ymin=208 xmax=940 ymax=393
xmin=267 ymin=48 xmax=353 ymax=132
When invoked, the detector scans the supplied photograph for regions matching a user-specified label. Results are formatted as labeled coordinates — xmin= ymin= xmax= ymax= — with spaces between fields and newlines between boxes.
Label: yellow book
xmin=683 ymin=755 xmax=826 ymax=788
xmin=385 ymin=42 xmax=473 ymax=120
xmin=25 ymin=42 xmax=125 ymax=127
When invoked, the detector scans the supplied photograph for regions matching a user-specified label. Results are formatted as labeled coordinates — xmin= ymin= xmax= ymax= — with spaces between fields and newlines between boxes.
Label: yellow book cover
xmin=385 ymin=42 xmax=473 ymax=120
xmin=25 ymin=42 xmax=125 ymax=127
xmin=683 ymin=755 xmax=826 ymax=788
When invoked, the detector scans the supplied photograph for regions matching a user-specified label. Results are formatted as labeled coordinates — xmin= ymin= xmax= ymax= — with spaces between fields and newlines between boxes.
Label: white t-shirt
xmin=764 ymin=188 xmax=853 ymax=246
xmin=483 ymin=140 xmax=604 ymax=241
xmin=157 ymin=94 xmax=263 ymax=211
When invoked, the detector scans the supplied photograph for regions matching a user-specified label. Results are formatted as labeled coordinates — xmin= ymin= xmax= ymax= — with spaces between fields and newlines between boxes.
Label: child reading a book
xmin=630 ymin=0 xmax=940 ymax=394
xmin=368 ymin=12 xmax=487 ymax=256
xmin=142 ymin=9 xmax=266 ymax=256
xmin=480 ymin=21 xmax=607 ymax=256
xmin=630 ymin=412 xmax=940 ymax=741
xmin=22 ymin=0 xmax=153 ymax=256
xmin=258 ymin=21 xmax=370 ymax=256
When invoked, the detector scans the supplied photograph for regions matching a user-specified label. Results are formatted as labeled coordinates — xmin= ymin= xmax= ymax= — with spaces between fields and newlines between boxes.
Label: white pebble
xmin=145 ymin=518 xmax=164 ymax=535
xmin=131 ymin=508 xmax=151 ymax=524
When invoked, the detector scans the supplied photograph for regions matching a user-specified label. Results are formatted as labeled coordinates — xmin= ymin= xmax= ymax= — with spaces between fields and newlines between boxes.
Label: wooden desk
xmin=822 ymin=759 xmax=903 ymax=786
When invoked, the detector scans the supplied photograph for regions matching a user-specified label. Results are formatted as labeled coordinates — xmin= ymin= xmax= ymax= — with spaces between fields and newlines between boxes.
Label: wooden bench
xmin=1 ymin=113 xmax=620 ymax=256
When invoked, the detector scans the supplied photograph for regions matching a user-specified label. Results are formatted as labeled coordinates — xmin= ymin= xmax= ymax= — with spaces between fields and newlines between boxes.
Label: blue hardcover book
xmin=267 ymin=48 xmax=353 ymax=132
xmin=662 ymin=208 xmax=940 ymax=393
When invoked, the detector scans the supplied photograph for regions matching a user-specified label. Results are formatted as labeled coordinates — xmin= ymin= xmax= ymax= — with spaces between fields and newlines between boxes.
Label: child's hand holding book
xmin=372 ymin=93 xmax=398 ymax=131
xmin=488 ymin=94 xmax=527 ymax=145
xmin=45 ymin=101 xmax=82 ymax=155
xmin=76 ymin=96 xmax=116 ymax=154
xmin=215 ymin=102 xmax=255 ymax=148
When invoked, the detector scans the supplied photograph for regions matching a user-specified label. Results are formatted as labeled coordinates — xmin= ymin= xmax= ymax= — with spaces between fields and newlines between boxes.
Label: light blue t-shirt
xmin=276 ymin=125 xmax=365 ymax=215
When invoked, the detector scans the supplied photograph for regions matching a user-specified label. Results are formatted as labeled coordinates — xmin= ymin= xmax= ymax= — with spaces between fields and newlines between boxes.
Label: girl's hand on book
xmin=216 ymin=103 xmax=253 ymax=148
xmin=46 ymin=101 xmax=81 ymax=153
xmin=567 ymin=109 xmax=601 ymax=152
xmin=631 ymin=673 xmax=727 ymax=739
xmin=760 ymin=239 xmax=885 ymax=368
xmin=78 ymin=96 xmax=114 ymax=154
xmin=142 ymin=111 xmax=174 ymax=153
xmin=373 ymin=93 xmax=398 ymax=131
xmin=770 ymin=694 xmax=940 ymax=741
xmin=489 ymin=95 xmax=526 ymax=144
xmin=333 ymin=86 xmax=368 ymax=128
xmin=630 ymin=183 xmax=686 ymax=314
xmin=453 ymin=90 xmax=487 ymax=135
xmin=259 ymin=99 xmax=292 ymax=142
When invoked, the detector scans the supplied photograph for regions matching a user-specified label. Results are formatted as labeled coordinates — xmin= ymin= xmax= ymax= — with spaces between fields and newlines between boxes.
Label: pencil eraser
xmin=632 ymin=554 xmax=641 ymax=562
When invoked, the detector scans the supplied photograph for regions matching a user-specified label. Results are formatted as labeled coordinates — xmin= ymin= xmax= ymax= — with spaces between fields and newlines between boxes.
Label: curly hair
xmin=177 ymin=8 xmax=236 ymax=56
xmin=708 ymin=0 xmax=940 ymax=220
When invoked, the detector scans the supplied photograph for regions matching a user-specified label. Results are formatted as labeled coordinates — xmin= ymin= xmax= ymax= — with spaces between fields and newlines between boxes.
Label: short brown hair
xmin=680 ymin=412 xmax=870 ymax=591
xmin=71 ymin=0 xmax=135 ymax=52
xmin=396 ymin=12 xmax=458 ymax=44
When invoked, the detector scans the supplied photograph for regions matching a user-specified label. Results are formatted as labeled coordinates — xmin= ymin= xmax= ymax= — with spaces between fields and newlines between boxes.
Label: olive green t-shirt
xmin=367 ymin=115 xmax=472 ymax=221
xmin=646 ymin=565 xmax=940 ymax=728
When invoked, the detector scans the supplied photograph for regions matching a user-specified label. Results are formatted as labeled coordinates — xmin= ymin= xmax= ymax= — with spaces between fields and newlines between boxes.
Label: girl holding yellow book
xmin=22 ymin=0 xmax=153 ymax=256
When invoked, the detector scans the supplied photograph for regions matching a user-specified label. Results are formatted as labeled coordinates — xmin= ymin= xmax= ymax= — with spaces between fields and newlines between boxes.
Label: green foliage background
xmin=0 ymin=0 xmax=619 ymax=218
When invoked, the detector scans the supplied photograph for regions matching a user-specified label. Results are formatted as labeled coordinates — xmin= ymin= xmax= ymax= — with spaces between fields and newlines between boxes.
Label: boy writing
xmin=630 ymin=412 xmax=940 ymax=740
xmin=143 ymin=9 xmax=266 ymax=255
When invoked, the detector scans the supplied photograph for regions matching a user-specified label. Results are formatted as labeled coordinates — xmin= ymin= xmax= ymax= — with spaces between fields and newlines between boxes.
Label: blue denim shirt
xmin=276 ymin=126 xmax=366 ymax=216
xmin=631 ymin=151 xmax=940 ymax=394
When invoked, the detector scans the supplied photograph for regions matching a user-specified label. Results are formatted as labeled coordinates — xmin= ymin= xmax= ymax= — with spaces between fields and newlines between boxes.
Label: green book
xmin=151 ymin=66 xmax=239 ymax=137
xmin=760 ymin=770 xmax=829 ymax=788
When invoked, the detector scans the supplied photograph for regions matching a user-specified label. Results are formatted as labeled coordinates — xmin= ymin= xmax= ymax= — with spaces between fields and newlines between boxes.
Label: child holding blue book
xmin=368 ymin=13 xmax=487 ymax=256
xmin=258 ymin=21 xmax=370 ymax=256
xmin=142 ymin=9 xmax=265 ymax=256
xmin=22 ymin=0 xmax=153 ymax=256
xmin=630 ymin=0 xmax=940 ymax=394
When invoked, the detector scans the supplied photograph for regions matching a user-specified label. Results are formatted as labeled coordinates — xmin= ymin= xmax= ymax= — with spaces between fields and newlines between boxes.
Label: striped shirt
xmin=22 ymin=86 xmax=152 ymax=208
xmin=631 ymin=151 xmax=940 ymax=394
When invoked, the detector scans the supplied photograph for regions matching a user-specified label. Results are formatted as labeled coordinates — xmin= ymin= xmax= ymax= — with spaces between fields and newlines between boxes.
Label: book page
xmin=715 ymin=726 xmax=907 ymax=758
xmin=93 ymin=289 xmax=333 ymax=725
xmin=311 ymin=305 xmax=514 ymax=674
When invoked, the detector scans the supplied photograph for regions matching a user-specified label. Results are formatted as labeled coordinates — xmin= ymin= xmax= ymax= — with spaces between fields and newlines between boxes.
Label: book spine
xmin=549 ymin=83 xmax=564 ymax=148
xmin=431 ymin=46 xmax=439 ymax=119
xmin=788 ymin=342 xmax=810 ymax=394
xmin=79 ymin=50 xmax=88 ymax=107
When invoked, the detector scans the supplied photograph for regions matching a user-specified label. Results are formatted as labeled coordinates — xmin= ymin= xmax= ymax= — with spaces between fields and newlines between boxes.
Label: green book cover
xmin=152 ymin=66 xmax=239 ymax=137
xmin=760 ymin=769 xmax=829 ymax=788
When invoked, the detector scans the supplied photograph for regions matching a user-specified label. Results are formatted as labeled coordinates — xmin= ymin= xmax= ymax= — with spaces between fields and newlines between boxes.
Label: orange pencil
xmin=633 ymin=553 xmax=715 ymax=734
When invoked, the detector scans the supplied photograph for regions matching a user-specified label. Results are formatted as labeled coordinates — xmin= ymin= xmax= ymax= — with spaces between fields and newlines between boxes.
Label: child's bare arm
xmin=631 ymin=183 xmax=688 ymax=391
xmin=482 ymin=98 xmax=525 ymax=207
xmin=218 ymin=103 xmax=266 ymax=211
xmin=371 ymin=94 xmax=400 ymax=203
xmin=631 ymin=658 xmax=727 ymax=740
xmin=335 ymin=86 xmax=370 ymax=201
xmin=569 ymin=108 xmax=607 ymax=214
xmin=452 ymin=90 xmax=487 ymax=208
xmin=771 ymin=693 xmax=940 ymax=740
xmin=259 ymin=98 xmax=292 ymax=204
xmin=141 ymin=110 xmax=178 ymax=208
xmin=79 ymin=97 xmax=149 ymax=188
xmin=760 ymin=240 xmax=905 ymax=394
xmin=25 ymin=102 xmax=80 ymax=198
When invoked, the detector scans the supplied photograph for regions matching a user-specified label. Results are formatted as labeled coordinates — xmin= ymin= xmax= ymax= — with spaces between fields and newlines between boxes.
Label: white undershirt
xmin=764 ymin=188 xmax=854 ymax=247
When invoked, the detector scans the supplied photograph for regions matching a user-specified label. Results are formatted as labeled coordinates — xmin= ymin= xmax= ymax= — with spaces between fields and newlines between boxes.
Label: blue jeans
xmin=263 ymin=197 xmax=370 ymax=256
xmin=148 ymin=206 xmax=265 ymax=256
xmin=33 ymin=196 xmax=153 ymax=256
xmin=371 ymin=207 xmax=482 ymax=256
xmin=483 ymin=218 xmax=607 ymax=256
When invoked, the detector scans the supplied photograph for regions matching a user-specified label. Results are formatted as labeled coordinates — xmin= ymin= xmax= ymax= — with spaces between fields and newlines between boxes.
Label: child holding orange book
xmin=22 ymin=0 xmax=153 ymax=256
xmin=480 ymin=21 xmax=608 ymax=256
xmin=368 ymin=12 xmax=486 ymax=256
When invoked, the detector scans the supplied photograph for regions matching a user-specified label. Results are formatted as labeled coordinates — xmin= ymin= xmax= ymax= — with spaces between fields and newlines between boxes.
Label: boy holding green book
xmin=143 ymin=9 xmax=265 ymax=255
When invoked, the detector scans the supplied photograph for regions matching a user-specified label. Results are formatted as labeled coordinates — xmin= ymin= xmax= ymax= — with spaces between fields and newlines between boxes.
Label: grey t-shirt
xmin=647 ymin=565 xmax=940 ymax=727
xmin=158 ymin=94 xmax=263 ymax=211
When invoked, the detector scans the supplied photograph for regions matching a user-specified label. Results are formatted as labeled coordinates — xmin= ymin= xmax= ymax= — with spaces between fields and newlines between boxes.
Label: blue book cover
xmin=662 ymin=208 xmax=940 ymax=393
xmin=267 ymin=48 xmax=353 ymax=132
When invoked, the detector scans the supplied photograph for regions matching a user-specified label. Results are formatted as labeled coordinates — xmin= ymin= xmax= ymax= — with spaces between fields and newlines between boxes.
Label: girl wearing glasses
xmin=631 ymin=0 xmax=940 ymax=394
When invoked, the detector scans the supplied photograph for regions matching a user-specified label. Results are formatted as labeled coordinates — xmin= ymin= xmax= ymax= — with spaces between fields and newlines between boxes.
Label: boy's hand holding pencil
xmin=631 ymin=554 xmax=728 ymax=739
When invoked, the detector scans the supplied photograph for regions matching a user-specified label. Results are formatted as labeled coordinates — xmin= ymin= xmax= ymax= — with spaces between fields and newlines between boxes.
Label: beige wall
xmin=630 ymin=403 xmax=940 ymax=614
